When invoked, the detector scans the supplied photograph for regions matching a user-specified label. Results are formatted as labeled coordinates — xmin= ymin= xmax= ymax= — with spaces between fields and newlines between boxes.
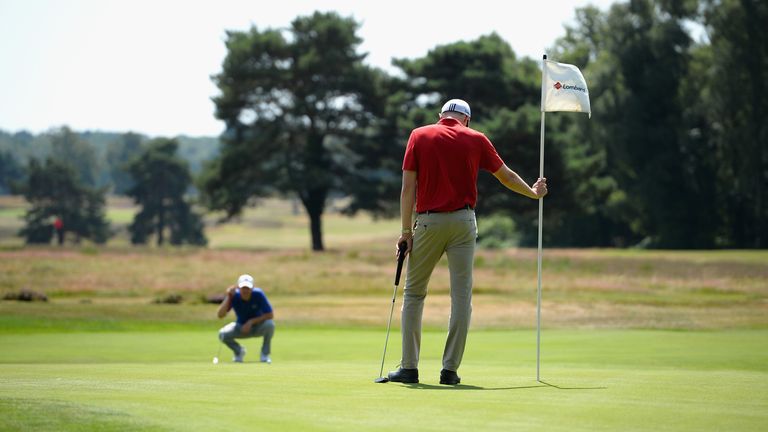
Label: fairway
xmin=1 ymin=328 xmax=766 ymax=431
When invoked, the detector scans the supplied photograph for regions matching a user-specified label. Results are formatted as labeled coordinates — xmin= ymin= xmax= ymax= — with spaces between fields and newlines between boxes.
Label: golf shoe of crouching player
xmin=217 ymin=274 xmax=275 ymax=363
xmin=389 ymin=99 xmax=547 ymax=385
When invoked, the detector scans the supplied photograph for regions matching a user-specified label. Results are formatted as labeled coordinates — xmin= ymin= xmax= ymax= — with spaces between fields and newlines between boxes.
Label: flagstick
xmin=536 ymin=54 xmax=547 ymax=383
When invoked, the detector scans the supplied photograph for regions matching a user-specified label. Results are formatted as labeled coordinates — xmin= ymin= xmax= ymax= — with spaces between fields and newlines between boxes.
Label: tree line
xmin=204 ymin=0 xmax=766 ymax=250
xmin=3 ymin=129 xmax=207 ymax=246
xmin=0 ymin=129 xmax=218 ymax=194
xmin=2 ymin=0 xmax=765 ymax=250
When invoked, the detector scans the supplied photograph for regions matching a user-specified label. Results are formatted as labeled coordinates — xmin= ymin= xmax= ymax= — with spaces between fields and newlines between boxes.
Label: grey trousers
xmin=401 ymin=209 xmax=477 ymax=371
xmin=219 ymin=319 xmax=275 ymax=356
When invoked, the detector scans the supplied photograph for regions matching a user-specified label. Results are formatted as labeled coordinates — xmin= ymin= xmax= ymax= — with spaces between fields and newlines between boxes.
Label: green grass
xmin=1 ymin=328 xmax=766 ymax=431
xmin=1 ymin=197 xmax=767 ymax=430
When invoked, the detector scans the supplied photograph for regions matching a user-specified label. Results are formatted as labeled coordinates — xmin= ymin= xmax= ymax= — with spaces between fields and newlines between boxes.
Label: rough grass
xmin=0 ymin=196 xmax=398 ymax=249
xmin=1 ymin=246 xmax=766 ymax=330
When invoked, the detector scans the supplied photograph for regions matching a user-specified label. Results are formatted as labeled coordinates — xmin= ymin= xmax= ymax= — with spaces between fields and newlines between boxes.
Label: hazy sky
xmin=0 ymin=0 xmax=615 ymax=137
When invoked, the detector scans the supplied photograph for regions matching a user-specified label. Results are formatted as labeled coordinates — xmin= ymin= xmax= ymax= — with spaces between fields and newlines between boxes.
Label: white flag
xmin=541 ymin=59 xmax=591 ymax=117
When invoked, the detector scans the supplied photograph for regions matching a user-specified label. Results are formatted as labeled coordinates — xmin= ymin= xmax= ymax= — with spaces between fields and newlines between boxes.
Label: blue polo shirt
xmin=231 ymin=288 xmax=273 ymax=325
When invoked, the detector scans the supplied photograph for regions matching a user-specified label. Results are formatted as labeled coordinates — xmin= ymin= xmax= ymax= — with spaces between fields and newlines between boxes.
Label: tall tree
xmin=48 ymin=126 xmax=100 ymax=188
xmin=18 ymin=158 xmax=110 ymax=244
xmin=549 ymin=5 xmax=648 ymax=246
xmin=0 ymin=150 xmax=23 ymax=195
xmin=337 ymin=68 xmax=404 ymax=218
xmin=106 ymin=132 xmax=143 ymax=195
xmin=127 ymin=138 xmax=206 ymax=246
xmin=393 ymin=33 xmax=539 ymax=121
xmin=204 ymin=12 xmax=380 ymax=251
xmin=552 ymin=0 xmax=724 ymax=248
xmin=703 ymin=0 xmax=768 ymax=247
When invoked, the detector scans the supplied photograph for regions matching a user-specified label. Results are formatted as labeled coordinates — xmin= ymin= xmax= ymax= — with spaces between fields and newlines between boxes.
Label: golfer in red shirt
xmin=388 ymin=99 xmax=547 ymax=385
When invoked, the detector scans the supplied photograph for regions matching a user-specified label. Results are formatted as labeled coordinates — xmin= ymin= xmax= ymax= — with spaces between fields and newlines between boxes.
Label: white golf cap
xmin=440 ymin=99 xmax=471 ymax=118
xmin=237 ymin=274 xmax=254 ymax=289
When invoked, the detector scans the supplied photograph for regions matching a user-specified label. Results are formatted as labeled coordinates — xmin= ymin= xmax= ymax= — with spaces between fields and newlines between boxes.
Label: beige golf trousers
xmin=401 ymin=208 xmax=477 ymax=371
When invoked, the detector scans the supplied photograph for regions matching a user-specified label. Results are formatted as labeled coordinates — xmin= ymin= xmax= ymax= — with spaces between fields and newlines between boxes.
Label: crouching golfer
xmin=217 ymin=274 xmax=275 ymax=363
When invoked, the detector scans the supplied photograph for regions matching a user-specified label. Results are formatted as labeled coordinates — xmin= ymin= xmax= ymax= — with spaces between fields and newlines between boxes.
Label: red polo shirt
xmin=402 ymin=118 xmax=505 ymax=213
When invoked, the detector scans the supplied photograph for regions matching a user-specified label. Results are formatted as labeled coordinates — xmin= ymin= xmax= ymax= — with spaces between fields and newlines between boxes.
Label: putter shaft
xmin=377 ymin=281 xmax=400 ymax=379
xmin=375 ymin=242 xmax=408 ymax=382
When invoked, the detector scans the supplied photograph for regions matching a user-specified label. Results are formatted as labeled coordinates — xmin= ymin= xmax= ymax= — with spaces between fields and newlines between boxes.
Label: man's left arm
xmin=240 ymin=291 xmax=274 ymax=335
xmin=492 ymin=164 xmax=547 ymax=199
xmin=240 ymin=312 xmax=275 ymax=335
xmin=240 ymin=311 xmax=274 ymax=335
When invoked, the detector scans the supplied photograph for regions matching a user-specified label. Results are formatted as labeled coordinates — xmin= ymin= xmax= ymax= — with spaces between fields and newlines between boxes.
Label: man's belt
xmin=417 ymin=204 xmax=473 ymax=215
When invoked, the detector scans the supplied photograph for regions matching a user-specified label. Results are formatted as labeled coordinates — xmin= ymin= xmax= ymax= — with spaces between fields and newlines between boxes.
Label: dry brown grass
xmin=1 ymin=246 xmax=766 ymax=330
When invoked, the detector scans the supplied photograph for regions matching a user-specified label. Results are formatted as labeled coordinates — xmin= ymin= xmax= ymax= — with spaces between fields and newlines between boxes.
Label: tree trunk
xmin=157 ymin=209 xmax=165 ymax=246
xmin=308 ymin=208 xmax=323 ymax=251
xmin=300 ymin=188 xmax=327 ymax=251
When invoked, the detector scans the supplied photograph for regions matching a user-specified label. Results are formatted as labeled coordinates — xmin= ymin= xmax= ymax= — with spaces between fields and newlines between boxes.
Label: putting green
xmin=1 ymin=328 xmax=766 ymax=431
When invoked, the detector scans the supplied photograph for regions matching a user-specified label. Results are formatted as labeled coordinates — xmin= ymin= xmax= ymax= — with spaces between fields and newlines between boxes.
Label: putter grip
xmin=394 ymin=241 xmax=407 ymax=285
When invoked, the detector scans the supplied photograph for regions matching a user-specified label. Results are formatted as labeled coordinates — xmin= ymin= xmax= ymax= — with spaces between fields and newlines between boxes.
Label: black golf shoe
xmin=439 ymin=369 xmax=461 ymax=385
xmin=387 ymin=367 xmax=419 ymax=383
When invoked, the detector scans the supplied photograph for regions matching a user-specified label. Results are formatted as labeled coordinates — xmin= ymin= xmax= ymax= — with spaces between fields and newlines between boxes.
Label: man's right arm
xmin=398 ymin=170 xmax=417 ymax=255
xmin=217 ymin=286 xmax=235 ymax=319
xmin=492 ymin=164 xmax=547 ymax=199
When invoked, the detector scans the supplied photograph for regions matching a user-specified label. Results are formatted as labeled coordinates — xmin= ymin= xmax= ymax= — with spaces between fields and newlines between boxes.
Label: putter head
xmin=374 ymin=377 xmax=389 ymax=383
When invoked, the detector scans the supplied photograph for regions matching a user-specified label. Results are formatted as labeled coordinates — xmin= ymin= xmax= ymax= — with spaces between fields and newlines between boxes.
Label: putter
xmin=374 ymin=241 xmax=408 ymax=383
xmin=213 ymin=339 xmax=222 ymax=364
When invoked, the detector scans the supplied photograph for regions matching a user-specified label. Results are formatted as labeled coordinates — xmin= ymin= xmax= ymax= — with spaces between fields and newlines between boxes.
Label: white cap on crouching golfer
xmin=237 ymin=274 xmax=254 ymax=289
xmin=441 ymin=99 xmax=471 ymax=118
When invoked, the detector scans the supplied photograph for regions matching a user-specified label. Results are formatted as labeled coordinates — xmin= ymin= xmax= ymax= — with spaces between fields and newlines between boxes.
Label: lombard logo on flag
xmin=542 ymin=60 xmax=591 ymax=117
xmin=554 ymin=81 xmax=586 ymax=93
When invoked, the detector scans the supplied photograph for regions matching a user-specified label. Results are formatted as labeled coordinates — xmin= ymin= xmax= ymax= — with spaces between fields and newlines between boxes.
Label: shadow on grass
xmin=539 ymin=380 xmax=608 ymax=390
xmin=401 ymin=383 xmax=547 ymax=391
xmin=394 ymin=381 xmax=607 ymax=391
